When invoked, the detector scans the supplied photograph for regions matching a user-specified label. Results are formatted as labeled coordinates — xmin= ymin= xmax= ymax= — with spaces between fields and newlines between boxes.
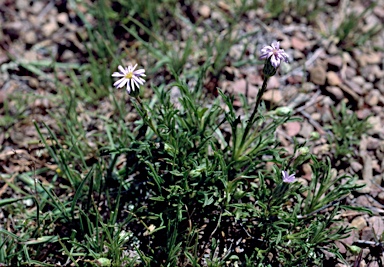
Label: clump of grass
xmin=332 ymin=2 xmax=382 ymax=49
xmin=325 ymin=101 xmax=371 ymax=160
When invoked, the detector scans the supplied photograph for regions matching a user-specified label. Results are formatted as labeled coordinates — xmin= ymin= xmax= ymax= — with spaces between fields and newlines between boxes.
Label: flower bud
xmin=275 ymin=106 xmax=293 ymax=116
xmin=297 ymin=147 xmax=309 ymax=155
xmin=263 ymin=58 xmax=277 ymax=77
xmin=96 ymin=258 xmax=111 ymax=267
xmin=310 ymin=132 xmax=321 ymax=140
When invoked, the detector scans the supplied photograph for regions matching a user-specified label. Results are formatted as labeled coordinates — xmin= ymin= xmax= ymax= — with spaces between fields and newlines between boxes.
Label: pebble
xmin=199 ymin=5 xmax=211 ymax=19
xmin=301 ymin=82 xmax=316 ymax=92
xmin=291 ymin=36 xmax=308 ymax=51
xmin=262 ymin=89 xmax=283 ymax=104
xmin=42 ymin=19 xmax=59 ymax=37
xmin=57 ymin=13 xmax=69 ymax=25
xmin=350 ymin=216 xmax=367 ymax=230
xmin=284 ymin=121 xmax=301 ymax=137
xmin=28 ymin=78 xmax=39 ymax=89
xmin=325 ymin=86 xmax=343 ymax=100
xmin=352 ymin=76 xmax=366 ymax=86
xmin=369 ymin=216 xmax=384 ymax=237
xmin=24 ymin=31 xmax=37 ymax=44
xmin=299 ymin=121 xmax=313 ymax=138
xmin=351 ymin=161 xmax=363 ymax=173
xmin=309 ymin=66 xmax=326 ymax=85
xmin=311 ymin=112 xmax=321 ymax=121
xmin=377 ymin=191 xmax=384 ymax=203
xmin=361 ymin=226 xmax=375 ymax=241
xmin=367 ymin=116 xmax=382 ymax=135
xmin=344 ymin=80 xmax=363 ymax=95
xmin=327 ymin=55 xmax=343 ymax=70
xmin=326 ymin=71 xmax=341 ymax=86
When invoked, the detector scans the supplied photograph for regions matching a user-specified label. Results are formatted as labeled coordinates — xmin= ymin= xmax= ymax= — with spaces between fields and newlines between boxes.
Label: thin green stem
xmin=134 ymin=96 xmax=160 ymax=137
xmin=238 ymin=76 xmax=269 ymax=155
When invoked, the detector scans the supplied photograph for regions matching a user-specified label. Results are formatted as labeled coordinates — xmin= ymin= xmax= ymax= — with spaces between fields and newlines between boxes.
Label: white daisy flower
xmin=112 ymin=64 xmax=146 ymax=94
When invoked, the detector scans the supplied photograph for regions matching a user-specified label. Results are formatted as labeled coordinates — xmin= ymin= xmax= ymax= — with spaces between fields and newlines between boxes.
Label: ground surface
xmin=1 ymin=0 xmax=384 ymax=266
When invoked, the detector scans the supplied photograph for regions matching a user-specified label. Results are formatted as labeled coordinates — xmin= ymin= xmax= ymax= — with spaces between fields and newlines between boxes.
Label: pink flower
xmin=112 ymin=64 xmax=146 ymax=94
xmin=282 ymin=170 xmax=295 ymax=183
xmin=260 ymin=41 xmax=289 ymax=68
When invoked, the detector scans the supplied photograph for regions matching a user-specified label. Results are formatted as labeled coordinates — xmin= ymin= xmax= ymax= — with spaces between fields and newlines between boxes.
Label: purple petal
xmin=270 ymin=56 xmax=280 ymax=68
xmin=271 ymin=41 xmax=280 ymax=50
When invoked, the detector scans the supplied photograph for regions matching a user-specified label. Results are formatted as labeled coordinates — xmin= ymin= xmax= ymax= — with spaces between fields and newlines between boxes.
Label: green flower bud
xmin=96 ymin=258 xmax=111 ymax=267
xmin=346 ymin=245 xmax=361 ymax=255
xmin=275 ymin=106 xmax=293 ymax=116
xmin=310 ymin=132 xmax=321 ymax=140
xmin=263 ymin=58 xmax=277 ymax=77
xmin=297 ymin=147 xmax=309 ymax=155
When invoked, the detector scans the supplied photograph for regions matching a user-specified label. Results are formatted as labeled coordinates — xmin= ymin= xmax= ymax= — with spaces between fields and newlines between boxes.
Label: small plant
xmin=325 ymin=101 xmax=371 ymax=160
xmin=332 ymin=2 xmax=382 ymax=49
xmin=1 ymin=2 xmax=374 ymax=266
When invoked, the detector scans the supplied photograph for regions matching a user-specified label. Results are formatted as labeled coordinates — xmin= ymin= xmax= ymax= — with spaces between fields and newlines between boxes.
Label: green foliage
xmin=325 ymin=101 xmax=371 ymax=159
xmin=333 ymin=2 xmax=382 ymax=49
xmin=265 ymin=0 xmax=321 ymax=22
xmin=1 ymin=1 xmax=374 ymax=266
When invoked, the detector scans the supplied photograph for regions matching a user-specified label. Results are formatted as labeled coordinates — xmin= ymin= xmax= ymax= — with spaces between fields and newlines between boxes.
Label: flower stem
xmin=239 ymin=76 xmax=269 ymax=150
xmin=134 ymin=96 xmax=159 ymax=137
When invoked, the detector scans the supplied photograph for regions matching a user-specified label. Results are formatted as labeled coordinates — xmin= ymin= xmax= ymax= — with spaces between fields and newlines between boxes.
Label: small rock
xmin=284 ymin=121 xmax=301 ymax=137
xmin=355 ymin=195 xmax=370 ymax=207
xmin=28 ymin=78 xmax=39 ymax=89
xmin=327 ymin=55 xmax=343 ymax=70
xmin=369 ymin=216 xmax=384 ymax=237
xmin=377 ymin=191 xmax=384 ymax=203
xmin=339 ymin=84 xmax=360 ymax=102
xmin=363 ymin=155 xmax=373 ymax=180
xmin=302 ymin=163 xmax=312 ymax=181
xmin=31 ymin=1 xmax=45 ymax=14
xmin=326 ymin=71 xmax=341 ymax=86
xmin=248 ymin=74 xmax=263 ymax=86
xmin=16 ymin=0 xmax=29 ymax=9
xmin=301 ymin=82 xmax=316 ymax=92
xmin=262 ymin=89 xmax=283 ymax=104
xmin=364 ymin=52 xmax=382 ymax=65
xmin=266 ymin=76 xmax=280 ymax=89
xmin=199 ymin=5 xmax=211 ymax=18
xmin=365 ymin=90 xmax=380 ymax=107
xmin=367 ymin=116 xmax=382 ymax=135
xmin=309 ymin=66 xmax=326 ymax=85
xmin=325 ymin=86 xmax=344 ymax=100
xmin=311 ymin=112 xmax=321 ymax=121
xmin=57 ymin=13 xmax=69 ymax=25
xmin=366 ymin=136 xmax=380 ymax=150
xmin=352 ymin=76 xmax=366 ymax=86
xmin=351 ymin=161 xmax=363 ymax=173
xmin=344 ymin=80 xmax=363 ymax=95
xmin=42 ymin=19 xmax=59 ymax=37
xmin=24 ymin=31 xmax=37 ymax=44
xmin=299 ymin=121 xmax=313 ymax=138
xmin=334 ymin=241 xmax=346 ymax=254
xmin=351 ymin=216 xmax=367 ymax=230
xmin=361 ymin=226 xmax=375 ymax=241
xmin=24 ymin=50 xmax=38 ymax=61
xmin=291 ymin=36 xmax=309 ymax=51
xmin=356 ymin=108 xmax=371 ymax=119
xmin=232 ymin=79 xmax=258 ymax=98
xmin=345 ymin=67 xmax=357 ymax=79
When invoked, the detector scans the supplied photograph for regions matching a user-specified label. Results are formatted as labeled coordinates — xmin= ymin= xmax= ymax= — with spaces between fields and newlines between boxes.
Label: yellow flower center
xmin=125 ymin=72 xmax=133 ymax=79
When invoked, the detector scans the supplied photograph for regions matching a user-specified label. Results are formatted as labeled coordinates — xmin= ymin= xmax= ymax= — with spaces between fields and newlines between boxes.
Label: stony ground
xmin=1 ymin=0 xmax=384 ymax=265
